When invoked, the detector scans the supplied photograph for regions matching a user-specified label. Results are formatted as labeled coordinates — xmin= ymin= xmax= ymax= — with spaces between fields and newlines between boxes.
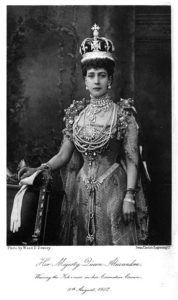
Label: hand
xmin=122 ymin=200 xmax=136 ymax=224
xmin=18 ymin=167 xmax=37 ymax=180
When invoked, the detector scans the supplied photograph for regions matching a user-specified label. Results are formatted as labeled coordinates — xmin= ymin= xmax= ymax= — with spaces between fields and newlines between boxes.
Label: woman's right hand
xmin=18 ymin=167 xmax=37 ymax=180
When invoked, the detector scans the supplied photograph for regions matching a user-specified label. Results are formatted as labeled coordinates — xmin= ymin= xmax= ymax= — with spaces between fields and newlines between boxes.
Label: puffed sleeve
xmin=116 ymin=98 xmax=139 ymax=168
xmin=62 ymin=98 xmax=88 ymax=141
xmin=123 ymin=114 xmax=139 ymax=168
xmin=62 ymin=113 xmax=74 ymax=141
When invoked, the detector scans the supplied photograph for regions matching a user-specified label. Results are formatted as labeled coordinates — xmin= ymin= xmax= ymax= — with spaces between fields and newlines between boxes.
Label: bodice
xmin=62 ymin=96 xmax=139 ymax=175
xmin=74 ymin=102 xmax=116 ymax=146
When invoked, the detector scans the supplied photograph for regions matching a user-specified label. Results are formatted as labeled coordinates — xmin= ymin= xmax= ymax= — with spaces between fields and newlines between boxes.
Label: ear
xmin=108 ymin=76 xmax=112 ymax=86
xmin=84 ymin=77 xmax=89 ymax=90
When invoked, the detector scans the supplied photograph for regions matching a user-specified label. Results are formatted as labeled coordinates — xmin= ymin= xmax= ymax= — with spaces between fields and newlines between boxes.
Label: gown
xmin=59 ymin=96 xmax=149 ymax=245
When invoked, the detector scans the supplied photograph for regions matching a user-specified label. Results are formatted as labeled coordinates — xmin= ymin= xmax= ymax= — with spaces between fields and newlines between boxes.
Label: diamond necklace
xmin=87 ymin=93 xmax=113 ymax=123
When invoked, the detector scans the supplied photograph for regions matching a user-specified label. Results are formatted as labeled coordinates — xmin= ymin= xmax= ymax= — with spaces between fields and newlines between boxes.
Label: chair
xmin=7 ymin=170 xmax=64 ymax=245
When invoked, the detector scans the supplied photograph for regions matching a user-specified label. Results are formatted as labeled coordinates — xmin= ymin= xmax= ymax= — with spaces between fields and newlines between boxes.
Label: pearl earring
xmin=86 ymin=86 xmax=88 ymax=90
xmin=108 ymin=84 xmax=111 ymax=89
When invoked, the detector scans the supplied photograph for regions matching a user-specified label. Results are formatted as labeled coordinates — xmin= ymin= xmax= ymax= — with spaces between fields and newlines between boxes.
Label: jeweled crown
xmin=80 ymin=24 xmax=115 ymax=63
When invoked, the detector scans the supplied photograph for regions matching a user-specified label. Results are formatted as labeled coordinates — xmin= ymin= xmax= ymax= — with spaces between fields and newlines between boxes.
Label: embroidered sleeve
xmin=116 ymin=98 xmax=139 ymax=167
xmin=123 ymin=114 xmax=139 ymax=168
xmin=62 ymin=98 xmax=88 ymax=141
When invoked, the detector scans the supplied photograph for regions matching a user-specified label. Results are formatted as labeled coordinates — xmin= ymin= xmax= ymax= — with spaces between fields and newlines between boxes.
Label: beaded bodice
xmin=62 ymin=96 xmax=137 ymax=166
xmin=73 ymin=96 xmax=116 ymax=165
xmin=87 ymin=94 xmax=113 ymax=123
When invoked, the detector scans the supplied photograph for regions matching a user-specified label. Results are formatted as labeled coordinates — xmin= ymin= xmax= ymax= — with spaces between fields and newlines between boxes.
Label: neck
xmin=90 ymin=93 xmax=112 ymax=106
xmin=90 ymin=92 xmax=109 ymax=101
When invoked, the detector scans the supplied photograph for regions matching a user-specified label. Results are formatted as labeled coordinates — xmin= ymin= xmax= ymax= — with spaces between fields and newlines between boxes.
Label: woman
xmin=18 ymin=24 xmax=148 ymax=245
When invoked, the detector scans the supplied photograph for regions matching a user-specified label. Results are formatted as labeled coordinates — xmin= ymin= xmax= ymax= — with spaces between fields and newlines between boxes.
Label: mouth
xmin=93 ymin=87 xmax=101 ymax=91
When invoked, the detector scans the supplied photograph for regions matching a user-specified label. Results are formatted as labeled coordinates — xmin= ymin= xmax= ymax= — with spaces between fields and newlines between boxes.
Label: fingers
xmin=11 ymin=220 xmax=18 ymax=233
xmin=20 ymin=171 xmax=29 ymax=180
xmin=18 ymin=167 xmax=28 ymax=180
xmin=123 ymin=211 xmax=135 ymax=225
xmin=122 ymin=201 xmax=136 ymax=224
xmin=19 ymin=168 xmax=32 ymax=180
xmin=11 ymin=220 xmax=20 ymax=233
xmin=123 ymin=213 xmax=129 ymax=224
xmin=10 ymin=203 xmax=22 ymax=233
xmin=10 ymin=214 xmax=20 ymax=233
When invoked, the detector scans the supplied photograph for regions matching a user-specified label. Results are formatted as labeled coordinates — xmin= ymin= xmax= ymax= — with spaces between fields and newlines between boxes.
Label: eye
xmin=87 ymin=73 xmax=94 ymax=78
xmin=100 ymin=73 xmax=107 ymax=78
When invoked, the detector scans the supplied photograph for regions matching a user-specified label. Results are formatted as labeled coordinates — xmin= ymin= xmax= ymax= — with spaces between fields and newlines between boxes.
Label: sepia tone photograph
xmin=6 ymin=5 xmax=171 ymax=246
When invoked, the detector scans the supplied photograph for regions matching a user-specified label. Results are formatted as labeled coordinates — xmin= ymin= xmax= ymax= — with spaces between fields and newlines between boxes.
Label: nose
xmin=94 ymin=75 xmax=99 ymax=84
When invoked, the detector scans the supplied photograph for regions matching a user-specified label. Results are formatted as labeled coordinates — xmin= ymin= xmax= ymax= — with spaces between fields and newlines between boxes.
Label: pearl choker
xmin=87 ymin=94 xmax=113 ymax=124
xmin=90 ymin=93 xmax=112 ymax=107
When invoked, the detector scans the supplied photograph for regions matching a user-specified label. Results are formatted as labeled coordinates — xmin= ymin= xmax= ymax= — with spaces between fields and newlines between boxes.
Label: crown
xmin=80 ymin=24 xmax=115 ymax=63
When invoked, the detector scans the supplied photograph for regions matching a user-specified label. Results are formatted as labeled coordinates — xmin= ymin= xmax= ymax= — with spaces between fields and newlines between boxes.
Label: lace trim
xmin=63 ymin=97 xmax=138 ymax=168
xmin=123 ymin=115 xmax=139 ymax=168
xmin=62 ymin=98 xmax=89 ymax=141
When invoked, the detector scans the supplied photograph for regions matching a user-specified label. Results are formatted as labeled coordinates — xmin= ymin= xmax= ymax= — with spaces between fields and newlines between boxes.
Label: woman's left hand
xmin=18 ymin=167 xmax=37 ymax=180
xmin=122 ymin=201 xmax=136 ymax=224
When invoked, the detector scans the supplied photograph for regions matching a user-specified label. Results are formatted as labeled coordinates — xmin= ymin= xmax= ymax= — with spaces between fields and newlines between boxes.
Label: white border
xmin=1 ymin=1 xmax=177 ymax=299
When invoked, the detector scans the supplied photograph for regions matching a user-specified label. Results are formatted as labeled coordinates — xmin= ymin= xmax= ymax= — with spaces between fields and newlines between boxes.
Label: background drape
xmin=7 ymin=5 xmax=171 ymax=244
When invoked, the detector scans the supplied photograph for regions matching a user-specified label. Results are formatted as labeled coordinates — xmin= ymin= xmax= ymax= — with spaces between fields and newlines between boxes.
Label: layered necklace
xmin=73 ymin=93 xmax=116 ymax=165
xmin=86 ymin=94 xmax=113 ymax=123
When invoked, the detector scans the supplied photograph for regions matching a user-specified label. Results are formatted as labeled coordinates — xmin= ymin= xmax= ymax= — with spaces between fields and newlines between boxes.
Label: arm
xmin=126 ymin=152 xmax=138 ymax=190
xmin=45 ymin=137 xmax=74 ymax=171
xmin=19 ymin=137 xmax=74 ymax=179
xmin=122 ymin=114 xmax=139 ymax=223
xmin=19 ymin=98 xmax=87 ymax=180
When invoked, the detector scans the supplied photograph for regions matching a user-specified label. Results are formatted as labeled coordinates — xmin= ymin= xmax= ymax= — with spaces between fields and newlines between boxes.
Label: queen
xmin=17 ymin=24 xmax=148 ymax=245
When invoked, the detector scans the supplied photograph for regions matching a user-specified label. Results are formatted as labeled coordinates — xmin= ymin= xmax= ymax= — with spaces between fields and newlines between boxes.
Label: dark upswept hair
xmin=81 ymin=58 xmax=115 ymax=78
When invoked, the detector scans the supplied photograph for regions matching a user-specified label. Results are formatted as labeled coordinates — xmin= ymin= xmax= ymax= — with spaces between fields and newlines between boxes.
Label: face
xmin=85 ymin=68 xmax=111 ymax=98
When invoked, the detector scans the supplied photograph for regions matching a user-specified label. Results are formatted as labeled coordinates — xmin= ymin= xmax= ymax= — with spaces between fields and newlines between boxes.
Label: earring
xmin=86 ymin=86 xmax=88 ymax=90
xmin=108 ymin=84 xmax=111 ymax=89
